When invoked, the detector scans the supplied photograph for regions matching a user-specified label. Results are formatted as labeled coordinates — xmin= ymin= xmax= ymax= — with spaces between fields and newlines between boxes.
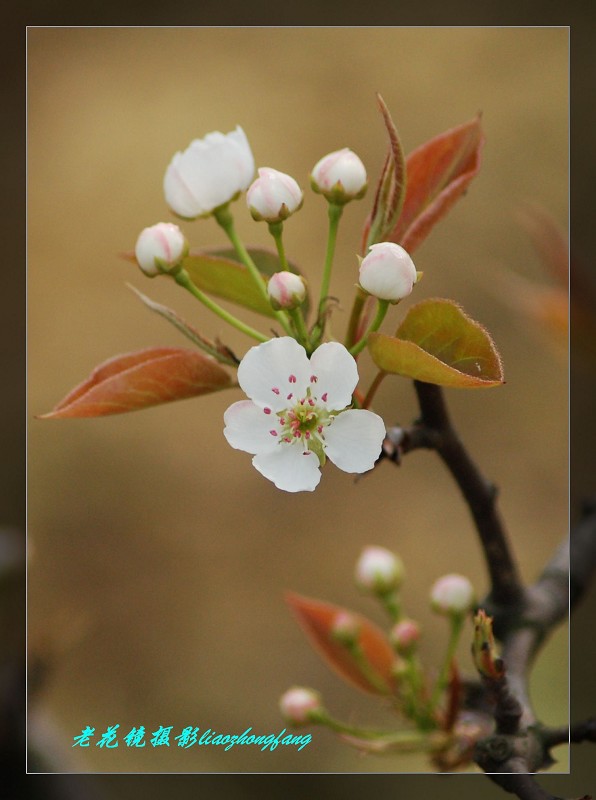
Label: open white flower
xmin=164 ymin=126 xmax=255 ymax=219
xmin=223 ymin=337 xmax=386 ymax=492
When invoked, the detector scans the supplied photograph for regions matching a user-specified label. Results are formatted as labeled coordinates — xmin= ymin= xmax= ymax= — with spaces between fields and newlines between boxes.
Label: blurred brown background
xmin=27 ymin=28 xmax=568 ymax=775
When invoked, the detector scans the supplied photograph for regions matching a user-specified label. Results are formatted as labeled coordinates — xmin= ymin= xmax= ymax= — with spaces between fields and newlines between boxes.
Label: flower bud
xmin=359 ymin=242 xmax=417 ymax=303
xmin=355 ymin=545 xmax=404 ymax=594
xmin=164 ymin=126 xmax=255 ymax=219
xmin=267 ymin=271 xmax=307 ymax=311
xmin=310 ymin=148 xmax=367 ymax=204
xmin=331 ymin=611 xmax=360 ymax=646
xmin=279 ymin=686 xmax=322 ymax=725
xmin=247 ymin=167 xmax=303 ymax=223
xmin=134 ymin=222 xmax=188 ymax=277
xmin=430 ymin=574 xmax=475 ymax=616
xmin=389 ymin=619 xmax=421 ymax=655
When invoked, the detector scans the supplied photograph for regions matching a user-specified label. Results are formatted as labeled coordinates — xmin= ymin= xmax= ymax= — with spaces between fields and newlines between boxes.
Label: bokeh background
xmin=27 ymin=27 xmax=568 ymax=775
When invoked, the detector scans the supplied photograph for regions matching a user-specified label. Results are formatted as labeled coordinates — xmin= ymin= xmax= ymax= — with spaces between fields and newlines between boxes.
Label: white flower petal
xmin=324 ymin=409 xmax=386 ymax=473
xmin=223 ymin=400 xmax=279 ymax=454
xmin=309 ymin=342 xmax=359 ymax=410
xmin=237 ymin=337 xmax=311 ymax=410
xmin=252 ymin=444 xmax=321 ymax=492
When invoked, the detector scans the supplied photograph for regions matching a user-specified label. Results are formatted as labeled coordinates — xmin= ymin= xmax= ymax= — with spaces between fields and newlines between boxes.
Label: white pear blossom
xmin=164 ymin=126 xmax=255 ymax=219
xmin=247 ymin=167 xmax=303 ymax=223
xmin=359 ymin=242 xmax=417 ymax=303
xmin=134 ymin=222 xmax=188 ymax=277
xmin=223 ymin=337 xmax=386 ymax=492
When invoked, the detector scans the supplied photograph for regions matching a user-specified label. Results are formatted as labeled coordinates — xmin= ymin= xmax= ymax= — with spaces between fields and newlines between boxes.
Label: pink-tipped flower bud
xmin=355 ymin=545 xmax=404 ymax=594
xmin=310 ymin=148 xmax=367 ymax=204
xmin=331 ymin=611 xmax=360 ymax=646
xmin=389 ymin=619 xmax=421 ymax=655
xmin=164 ymin=126 xmax=255 ymax=219
xmin=134 ymin=222 xmax=188 ymax=277
xmin=359 ymin=242 xmax=418 ymax=303
xmin=430 ymin=574 xmax=475 ymax=616
xmin=247 ymin=167 xmax=303 ymax=223
xmin=279 ymin=686 xmax=322 ymax=725
xmin=267 ymin=271 xmax=307 ymax=311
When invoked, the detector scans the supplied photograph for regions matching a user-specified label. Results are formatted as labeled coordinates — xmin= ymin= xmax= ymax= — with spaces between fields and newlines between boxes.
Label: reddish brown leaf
xmin=286 ymin=592 xmax=396 ymax=695
xmin=361 ymin=94 xmax=407 ymax=252
xmin=390 ymin=115 xmax=485 ymax=254
xmin=40 ymin=347 xmax=233 ymax=419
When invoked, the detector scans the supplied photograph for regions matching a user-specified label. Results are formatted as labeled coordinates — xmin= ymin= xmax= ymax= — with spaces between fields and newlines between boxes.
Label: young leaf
xmin=127 ymin=284 xmax=239 ymax=366
xmin=389 ymin=116 xmax=484 ymax=254
xmin=40 ymin=347 xmax=233 ymax=419
xmin=361 ymin=94 xmax=407 ymax=253
xmin=368 ymin=298 xmax=504 ymax=388
xmin=286 ymin=592 xmax=396 ymax=695
xmin=183 ymin=247 xmax=307 ymax=319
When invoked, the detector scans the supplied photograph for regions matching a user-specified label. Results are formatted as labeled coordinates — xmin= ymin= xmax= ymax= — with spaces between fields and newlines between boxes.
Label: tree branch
xmin=410 ymin=380 xmax=523 ymax=606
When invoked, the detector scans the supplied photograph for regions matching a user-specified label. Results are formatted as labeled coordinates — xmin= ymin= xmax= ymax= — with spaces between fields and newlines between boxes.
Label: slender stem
xmin=318 ymin=202 xmax=343 ymax=313
xmin=213 ymin=206 xmax=294 ymax=337
xmin=173 ymin=269 xmax=269 ymax=343
xmin=349 ymin=299 xmax=389 ymax=357
xmin=363 ymin=370 xmax=387 ymax=409
xmin=430 ymin=614 xmax=465 ymax=708
xmin=268 ymin=221 xmax=290 ymax=272
xmin=345 ymin=286 xmax=368 ymax=350
xmin=288 ymin=307 xmax=310 ymax=349
xmin=312 ymin=711 xmax=428 ymax=749
xmin=413 ymin=380 xmax=523 ymax=606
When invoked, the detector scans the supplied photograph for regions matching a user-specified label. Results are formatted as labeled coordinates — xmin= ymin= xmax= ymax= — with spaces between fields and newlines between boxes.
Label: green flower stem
xmin=288 ymin=307 xmax=310 ymax=349
xmin=344 ymin=286 xmax=368 ymax=350
xmin=401 ymin=653 xmax=437 ymax=731
xmin=340 ymin=638 xmax=392 ymax=695
xmin=363 ymin=370 xmax=387 ymax=410
xmin=310 ymin=710 xmax=426 ymax=749
xmin=318 ymin=202 xmax=344 ymax=314
xmin=430 ymin=613 xmax=466 ymax=710
xmin=268 ymin=221 xmax=290 ymax=272
xmin=173 ymin=268 xmax=269 ymax=344
xmin=213 ymin=205 xmax=294 ymax=337
xmin=379 ymin=589 xmax=401 ymax=622
xmin=349 ymin=299 xmax=390 ymax=357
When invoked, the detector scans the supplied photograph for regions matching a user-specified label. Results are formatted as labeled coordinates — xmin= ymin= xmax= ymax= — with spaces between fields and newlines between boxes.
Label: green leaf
xmin=39 ymin=347 xmax=234 ymax=419
xmin=368 ymin=299 xmax=504 ymax=388
xmin=183 ymin=247 xmax=307 ymax=319
xmin=127 ymin=284 xmax=239 ymax=366
xmin=361 ymin=94 xmax=407 ymax=252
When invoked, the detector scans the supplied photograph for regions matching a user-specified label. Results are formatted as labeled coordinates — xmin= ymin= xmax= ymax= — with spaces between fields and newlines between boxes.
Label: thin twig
xmin=412 ymin=380 xmax=523 ymax=606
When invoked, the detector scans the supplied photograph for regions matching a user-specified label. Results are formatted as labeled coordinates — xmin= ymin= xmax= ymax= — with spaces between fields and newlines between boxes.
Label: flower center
xmin=266 ymin=383 xmax=335 ymax=464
